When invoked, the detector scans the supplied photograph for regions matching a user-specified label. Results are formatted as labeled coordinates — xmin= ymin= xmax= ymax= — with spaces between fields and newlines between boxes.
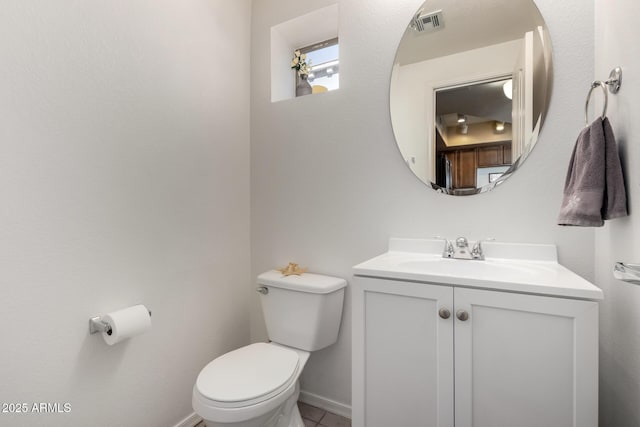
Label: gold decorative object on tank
xmin=277 ymin=262 xmax=308 ymax=276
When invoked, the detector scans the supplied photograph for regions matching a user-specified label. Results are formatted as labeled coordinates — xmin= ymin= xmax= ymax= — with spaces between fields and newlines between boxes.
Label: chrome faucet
xmin=436 ymin=236 xmax=494 ymax=260
xmin=456 ymin=237 xmax=469 ymax=249
xmin=453 ymin=237 xmax=473 ymax=260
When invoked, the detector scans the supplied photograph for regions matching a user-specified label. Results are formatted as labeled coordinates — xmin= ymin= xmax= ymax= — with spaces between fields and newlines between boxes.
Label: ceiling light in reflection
xmin=503 ymin=80 xmax=513 ymax=100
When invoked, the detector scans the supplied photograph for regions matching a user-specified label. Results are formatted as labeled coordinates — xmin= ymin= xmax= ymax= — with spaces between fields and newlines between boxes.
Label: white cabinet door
xmin=352 ymin=277 xmax=454 ymax=427
xmin=454 ymin=288 xmax=599 ymax=427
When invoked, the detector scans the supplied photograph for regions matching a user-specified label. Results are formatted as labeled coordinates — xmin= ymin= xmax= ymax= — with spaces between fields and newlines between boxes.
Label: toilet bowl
xmin=193 ymin=271 xmax=346 ymax=427
xmin=193 ymin=343 xmax=310 ymax=427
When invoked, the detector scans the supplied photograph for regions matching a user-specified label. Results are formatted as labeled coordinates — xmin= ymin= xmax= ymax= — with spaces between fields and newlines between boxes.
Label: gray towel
xmin=558 ymin=117 xmax=627 ymax=226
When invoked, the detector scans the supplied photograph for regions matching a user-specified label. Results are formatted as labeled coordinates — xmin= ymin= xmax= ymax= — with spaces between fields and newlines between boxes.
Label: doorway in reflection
xmin=434 ymin=78 xmax=513 ymax=193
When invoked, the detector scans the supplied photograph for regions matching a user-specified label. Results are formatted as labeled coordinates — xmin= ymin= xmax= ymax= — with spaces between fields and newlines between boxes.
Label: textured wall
xmin=0 ymin=1 xmax=251 ymax=426
xmin=251 ymin=0 xmax=595 ymax=409
xmin=594 ymin=0 xmax=640 ymax=425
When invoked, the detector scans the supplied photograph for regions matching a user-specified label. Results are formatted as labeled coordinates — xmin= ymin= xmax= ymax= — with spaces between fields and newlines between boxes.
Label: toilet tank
xmin=257 ymin=270 xmax=347 ymax=351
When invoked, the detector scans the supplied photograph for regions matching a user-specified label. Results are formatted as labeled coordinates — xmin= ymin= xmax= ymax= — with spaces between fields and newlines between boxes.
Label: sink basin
xmin=353 ymin=238 xmax=603 ymax=300
xmin=395 ymin=258 xmax=556 ymax=278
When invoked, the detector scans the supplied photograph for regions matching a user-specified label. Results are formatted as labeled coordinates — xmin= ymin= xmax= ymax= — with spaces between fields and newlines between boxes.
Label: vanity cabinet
xmin=352 ymin=277 xmax=599 ymax=427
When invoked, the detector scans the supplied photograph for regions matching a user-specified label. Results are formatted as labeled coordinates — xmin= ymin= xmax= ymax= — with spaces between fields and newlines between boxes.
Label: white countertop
xmin=353 ymin=238 xmax=603 ymax=300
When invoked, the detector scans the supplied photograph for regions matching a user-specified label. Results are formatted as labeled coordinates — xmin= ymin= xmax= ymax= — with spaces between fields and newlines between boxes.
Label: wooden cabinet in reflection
xmin=437 ymin=142 xmax=512 ymax=191
xmin=456 ymin=149 xmax=477 ymax=189
xmin=478 ymin=145 xmax=511 ymax=167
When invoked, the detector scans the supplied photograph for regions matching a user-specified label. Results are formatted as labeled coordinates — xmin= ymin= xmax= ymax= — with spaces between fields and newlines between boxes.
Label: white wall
xmin=594 ymin=0 xmax=640 ymax=425
xmin=251 ymin=0 xmax=594 ymax=411
xmin=0 ymin=1 xmax=251 ymax=426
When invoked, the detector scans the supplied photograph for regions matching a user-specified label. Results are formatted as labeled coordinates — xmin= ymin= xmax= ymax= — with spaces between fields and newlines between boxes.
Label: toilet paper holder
xmin=89 ymin=309 xmax=152 ymax=336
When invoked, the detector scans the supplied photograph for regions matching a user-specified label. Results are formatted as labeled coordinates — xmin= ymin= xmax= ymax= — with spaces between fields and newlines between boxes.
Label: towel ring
xmin=584 ymin=67 xmax=622 ymax=126
xmin=585 ymin=81 xmax=608 ymax=126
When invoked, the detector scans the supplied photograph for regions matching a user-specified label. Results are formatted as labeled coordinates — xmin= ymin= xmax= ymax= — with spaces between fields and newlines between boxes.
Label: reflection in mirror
xmin=390 ymin=0 xmax=552 ymax=196
xmin=435 ymin=78 xmax=513 ymax=193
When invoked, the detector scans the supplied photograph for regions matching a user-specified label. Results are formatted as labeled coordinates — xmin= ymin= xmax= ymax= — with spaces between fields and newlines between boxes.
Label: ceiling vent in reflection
xmin=410 ymin=9 xmax=444 ymax=33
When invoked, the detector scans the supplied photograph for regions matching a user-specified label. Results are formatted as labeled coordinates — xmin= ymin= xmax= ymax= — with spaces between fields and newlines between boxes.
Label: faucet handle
xmin=471 ymin=238 xmax=495 ymax=259
xmin=433 ymin=236 xmax=454 ymax=258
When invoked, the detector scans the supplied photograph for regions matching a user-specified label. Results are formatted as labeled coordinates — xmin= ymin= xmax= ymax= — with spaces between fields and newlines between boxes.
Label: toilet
xmin=193 ymin=270 xmax=347 ymax=427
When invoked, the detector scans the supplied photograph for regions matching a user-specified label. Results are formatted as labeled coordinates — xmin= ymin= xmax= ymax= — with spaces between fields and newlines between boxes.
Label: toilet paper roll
xmin=102 ymin=304 xmax=152 ymax=346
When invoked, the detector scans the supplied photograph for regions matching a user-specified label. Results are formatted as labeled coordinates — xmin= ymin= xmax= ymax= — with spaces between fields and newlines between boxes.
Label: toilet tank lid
xmin=258 ymin=270 xmax=347 ymax=294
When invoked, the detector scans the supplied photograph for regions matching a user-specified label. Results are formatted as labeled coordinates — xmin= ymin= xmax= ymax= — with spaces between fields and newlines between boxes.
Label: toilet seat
xmin=195 ymin=342 xmax=300 ymax=409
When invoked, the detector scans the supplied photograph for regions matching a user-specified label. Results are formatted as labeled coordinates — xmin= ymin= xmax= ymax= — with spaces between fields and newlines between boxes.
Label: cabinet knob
xmin=438 ymin=308 xmax=451 ymax=319
xmin=456 ymin=310 xmax=469 ymax=321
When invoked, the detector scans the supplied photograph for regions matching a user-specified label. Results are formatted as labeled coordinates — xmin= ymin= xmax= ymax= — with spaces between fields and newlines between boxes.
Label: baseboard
xmin=299 ymin=390 xmax=352 ymax=419
xmin=173 ymin=412 xmax=202 ymax=427
xmin=176 ymin=394 xmax=349 ymax=425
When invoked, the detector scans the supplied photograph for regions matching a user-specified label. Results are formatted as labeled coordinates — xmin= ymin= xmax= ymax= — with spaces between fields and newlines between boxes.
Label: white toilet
xmin=193 ymin=270 xmax=347 ymax=427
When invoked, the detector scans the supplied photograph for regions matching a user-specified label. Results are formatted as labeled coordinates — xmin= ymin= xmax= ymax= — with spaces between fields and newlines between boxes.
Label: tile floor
xmin=193 ymin=402 xmax=351 ymax=427
xmin=298 ymin=402 xmax=351 ymax=427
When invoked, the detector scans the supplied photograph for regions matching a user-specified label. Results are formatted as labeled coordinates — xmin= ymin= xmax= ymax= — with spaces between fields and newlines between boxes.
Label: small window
xmin=297 ymin=37 xmax=339 ymax=94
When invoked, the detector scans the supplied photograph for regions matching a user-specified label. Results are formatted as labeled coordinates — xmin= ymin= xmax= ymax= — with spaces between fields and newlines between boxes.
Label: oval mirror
xmin=390 ymin=0 xmax=552 ymax=195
